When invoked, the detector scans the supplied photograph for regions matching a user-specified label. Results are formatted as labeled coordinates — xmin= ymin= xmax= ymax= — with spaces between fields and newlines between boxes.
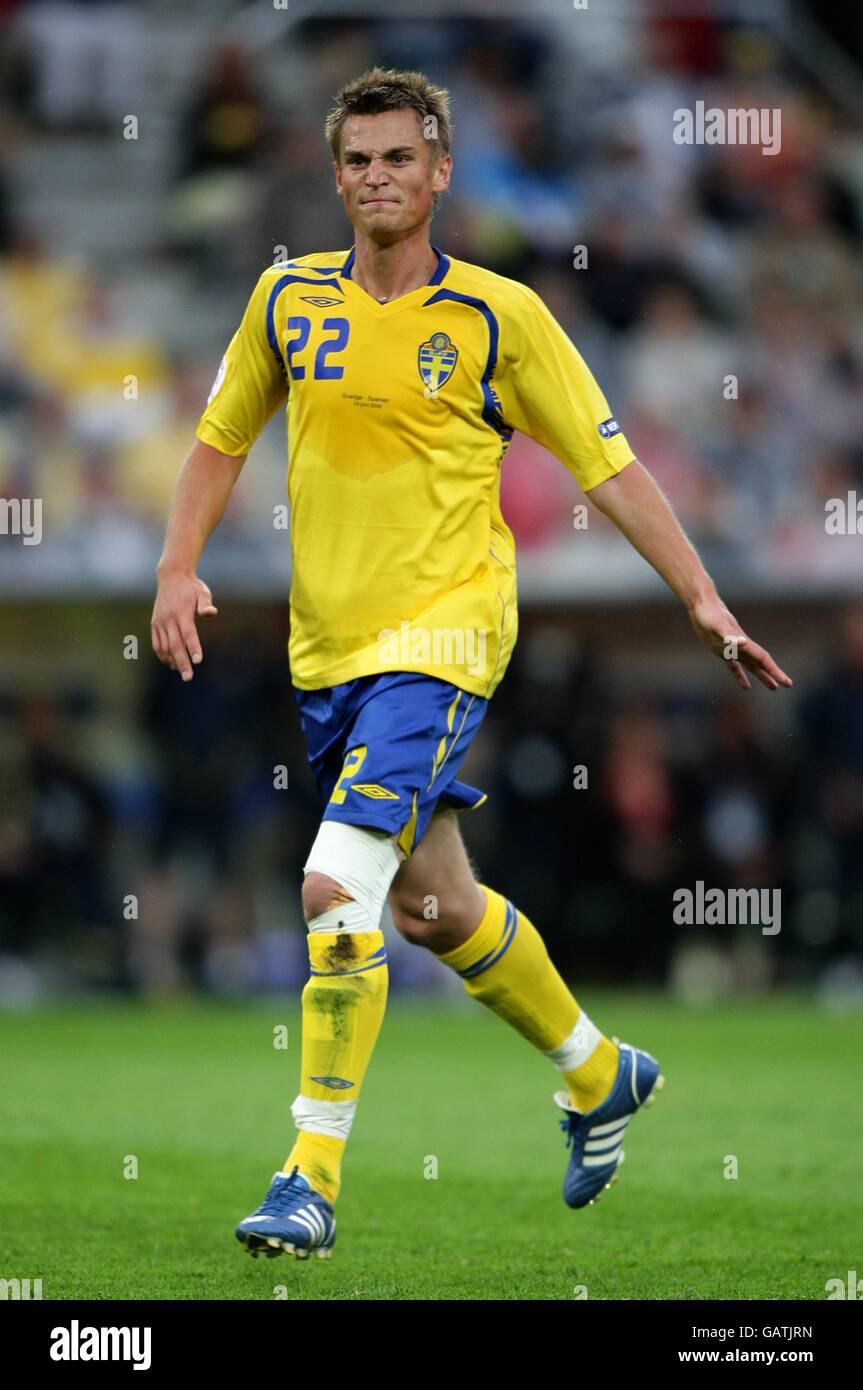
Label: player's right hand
xmin=151 ymin=572 xmax=218 ymax=682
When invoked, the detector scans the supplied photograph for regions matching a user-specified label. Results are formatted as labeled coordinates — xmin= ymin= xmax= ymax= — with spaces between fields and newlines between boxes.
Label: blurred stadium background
xmin=1 ymin=0 xmax=862 ymax=1013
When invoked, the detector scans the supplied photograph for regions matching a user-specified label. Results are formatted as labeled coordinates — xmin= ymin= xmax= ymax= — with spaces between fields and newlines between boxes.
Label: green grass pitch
xmin=1 ymin=992 xmax=860 ymax=1300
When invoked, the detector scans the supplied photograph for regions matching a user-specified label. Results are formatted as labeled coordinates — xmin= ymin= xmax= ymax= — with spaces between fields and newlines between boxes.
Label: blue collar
xmin=340 ymin=244 xmax=450 ymax=288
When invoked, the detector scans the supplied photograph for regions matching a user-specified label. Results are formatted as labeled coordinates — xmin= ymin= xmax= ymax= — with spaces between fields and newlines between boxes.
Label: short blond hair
xmin=325 ymin=66 xmax=452 ymax=163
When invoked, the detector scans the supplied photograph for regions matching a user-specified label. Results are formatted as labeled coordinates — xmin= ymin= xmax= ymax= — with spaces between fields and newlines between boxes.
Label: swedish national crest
xmin=418 ymin=331 xmax=458 ymax=392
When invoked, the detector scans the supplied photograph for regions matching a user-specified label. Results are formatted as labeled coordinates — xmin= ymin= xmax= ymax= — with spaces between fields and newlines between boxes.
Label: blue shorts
xmin=293 ymin=672 xmax=488 ymax=856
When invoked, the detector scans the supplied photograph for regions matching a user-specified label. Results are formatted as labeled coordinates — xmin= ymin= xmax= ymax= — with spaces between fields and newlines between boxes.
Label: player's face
xmin=334 ymin=109 xmax=451 ymax=242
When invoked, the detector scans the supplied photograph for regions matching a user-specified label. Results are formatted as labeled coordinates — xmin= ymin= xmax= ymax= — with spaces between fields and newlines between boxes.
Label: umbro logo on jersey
xmin=597 ymin=417 xmax=621 ymax=438
xmin=299 ymin=295 xmax=344 ymax=307
xmin=350 ymin=783 xmax=400 ymax=800
xmin=309 ymin=1075 xmax=355 ymax=1089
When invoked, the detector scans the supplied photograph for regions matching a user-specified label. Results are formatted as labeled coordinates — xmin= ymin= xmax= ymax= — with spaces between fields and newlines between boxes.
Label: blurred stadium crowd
xmin=2 ymin=0 xmax=863 ymax=583
xmin=0 ymin=1 xmax=862 ymax=1003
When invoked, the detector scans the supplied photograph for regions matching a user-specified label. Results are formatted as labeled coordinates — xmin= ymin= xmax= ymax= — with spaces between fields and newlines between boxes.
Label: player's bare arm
xmin=151 ymin=438 xmax=245 ymax=681
xmin=589 ymin=458 xmax=793 ymax=693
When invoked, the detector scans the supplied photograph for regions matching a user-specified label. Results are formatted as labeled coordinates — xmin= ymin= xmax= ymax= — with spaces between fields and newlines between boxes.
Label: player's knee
xmin=389 ymin=881 xmax=483 ymax=946
xmin=388 ymin=895 xmax=447 ymax=945
xmin=388 ymin=893 xmax=429 ymax=944
xmin=301 ymin=871 xmax=352 ymax=924
xmin=302 ymin=821 xmax=402 ymax=932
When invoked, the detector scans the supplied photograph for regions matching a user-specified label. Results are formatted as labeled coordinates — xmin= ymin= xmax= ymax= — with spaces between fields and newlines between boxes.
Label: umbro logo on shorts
xmin=350 ymin=783 xmax=400 ymax=800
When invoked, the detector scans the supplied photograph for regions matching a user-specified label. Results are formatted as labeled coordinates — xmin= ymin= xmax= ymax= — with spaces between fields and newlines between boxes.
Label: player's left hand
xmin=687 ymin=595 xmax=793 ymax=692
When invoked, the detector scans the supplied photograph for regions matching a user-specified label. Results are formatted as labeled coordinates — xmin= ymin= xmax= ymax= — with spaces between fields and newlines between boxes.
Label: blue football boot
xmin=554 ymin=1037 xmax=665 ymax=1209
xmin=235 ymin=1167 xmax=336 ymax=1259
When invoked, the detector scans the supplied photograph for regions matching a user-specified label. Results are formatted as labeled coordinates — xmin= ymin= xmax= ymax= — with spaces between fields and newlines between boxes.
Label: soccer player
xmin=151 ymin=68 xmax=792 ymax=1260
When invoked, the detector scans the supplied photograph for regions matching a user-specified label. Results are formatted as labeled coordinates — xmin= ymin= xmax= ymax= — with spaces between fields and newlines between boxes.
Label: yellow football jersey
xmin=195 ymin=247 xmax=635 ymax=697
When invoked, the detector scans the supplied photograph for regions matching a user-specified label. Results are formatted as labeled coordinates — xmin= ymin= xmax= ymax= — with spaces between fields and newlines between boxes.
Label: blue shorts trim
xmin=293 ymin=672 xmax=488 ymax=855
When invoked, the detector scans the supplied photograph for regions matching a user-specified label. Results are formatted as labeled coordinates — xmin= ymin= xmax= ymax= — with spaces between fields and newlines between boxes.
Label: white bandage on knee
xmin=303 ymin=820 xmax=401 ymax=933
xmin=544 ymin=1012 xmax=602 ymax=1071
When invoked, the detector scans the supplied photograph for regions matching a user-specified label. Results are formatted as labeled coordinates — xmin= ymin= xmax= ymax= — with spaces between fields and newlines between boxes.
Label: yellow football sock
xmin=284 ymin=928 xmax=388 ymax=1205
xmin=559 ymin=1037 xmax=620 ymax=1113
xmin=284 ymin=1131 xmax=346 ymax=1206
xmin=436 ymin=886 xmax=619 ymax=1113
